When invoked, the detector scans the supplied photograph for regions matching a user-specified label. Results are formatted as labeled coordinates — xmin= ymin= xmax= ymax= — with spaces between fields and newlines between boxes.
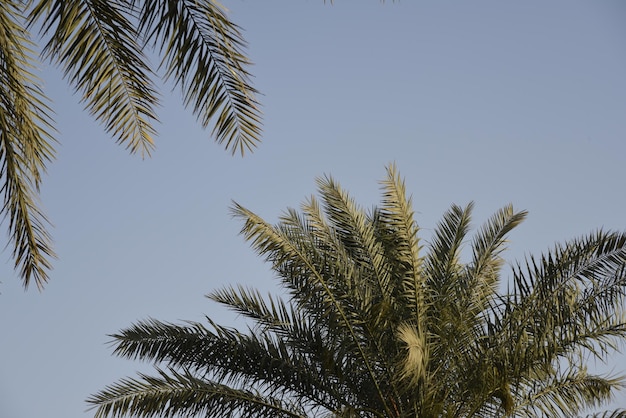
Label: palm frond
xmin=231 ymin=201 xmax=398 ymax=417
xmin=140 ymin=0 xmax=261 ymax=155
xmin=0 ymin=0 xmax=56 ymax=289
xmin=294 ymin=195 xmax=392 ymax=353
xmin=425 ymin=202 xmax=473 ymax=294
xmin=87 ymin=367 xmax=306 ymax=418
xmin=315 ymin=174 xmax=395 ymax=325
xmin=110 ymin=317 xmax=219 ymax=368
xmin=110 ymin=316 xmax=353 ymax=414
xmin=30 ymin=0 xmax=159 ymax=156
xmin=466 ymin=204 xmax=527 ymax=311
xmin=208 ymin=284 xmax=295 ymax=335
xmin=501 ymin=230 xmax=626 ymax=376
xmin=288 ymin=181 xmax=410 ymax=410
xmin=422 ymin=203 xmax=475 ymax=396
xmin=210 ymin=285 xmax=395 ymax=413
xmin=514 ymin=370 xmax=623 ymax=418
xmin=376 ymin=163 xmax=423 ymax=325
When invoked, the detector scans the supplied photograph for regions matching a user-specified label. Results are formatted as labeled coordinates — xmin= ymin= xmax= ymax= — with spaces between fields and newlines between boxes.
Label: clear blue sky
xmin=1 ymin=1 xmax=625 ymax=417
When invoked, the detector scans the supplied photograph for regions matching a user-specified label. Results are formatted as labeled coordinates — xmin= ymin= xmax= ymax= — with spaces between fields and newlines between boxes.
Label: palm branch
xmin=2 ymin=0 xmax=260 ymax=288
xmin=0 ymin=0 xmax=56 ymax=289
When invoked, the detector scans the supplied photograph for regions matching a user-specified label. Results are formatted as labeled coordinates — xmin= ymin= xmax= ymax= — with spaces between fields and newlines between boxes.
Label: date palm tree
xmin=88 ymin=165 xmax=626 ymax=417
xmin=1 ymin=0 xmax=260 ymax=289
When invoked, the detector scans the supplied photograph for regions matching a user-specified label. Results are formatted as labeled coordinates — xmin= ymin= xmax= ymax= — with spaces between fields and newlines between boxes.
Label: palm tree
xmin=88 ymin=165 xmax=626 ymax=417
xmin=1 ymin=0 xmax=260 ymax=289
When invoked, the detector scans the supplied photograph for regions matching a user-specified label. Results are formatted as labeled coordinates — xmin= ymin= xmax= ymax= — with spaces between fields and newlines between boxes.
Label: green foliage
xmin=1 ymin=0 xmax=260 ymax=289
xmin=88 ymin=165 xmax=626 ymax=417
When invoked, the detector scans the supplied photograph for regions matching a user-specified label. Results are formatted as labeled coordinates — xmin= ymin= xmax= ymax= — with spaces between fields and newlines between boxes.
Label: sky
xmin=1 ymin=1 xmax=625 ymax=417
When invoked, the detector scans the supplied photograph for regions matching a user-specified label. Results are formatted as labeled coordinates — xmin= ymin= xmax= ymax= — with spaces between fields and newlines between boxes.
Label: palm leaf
xmin=88 ymin=367 xmax=306 ymax=418
xmin=465 ymin=204 xmax=527 ymax=314
xmin=422 ymin=203 xmax=474 ymax=401
xmin=376 ymin=163 xmax=423 ymax=325
xmin=211 ymin=282 xmax=392 ymax=412
xmin=140 ymin=0 xmax=261 ymax=155
xmin=502 ymin=231 xmax=626 ymax=374
xmin=231 ymin=201 xmax=397 ymax=416
xmin=3 ymin=0 xmax=261 ymax=288
xmin=0 ymin=0 xmax=56 ymax=289
xmin=317 ymin=174 xmax=392 ymax=297
xmin=513 ymin=370 xmax=623 ymax=417
xmin=424 ymin=202 xmax=472 ymax=295
xmin=30 ymin=0 xmax=158 ymax=156
xmin=108 ymin=315 xmax=353 ymax=414
xmin=209 ymin=284 xmax=294 ymax=334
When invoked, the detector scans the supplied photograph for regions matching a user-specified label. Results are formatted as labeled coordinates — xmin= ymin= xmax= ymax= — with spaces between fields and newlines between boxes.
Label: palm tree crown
xmin=89 ymin=165 xmax=626 ymax=417
xmin=1 ymin=0 xmax=260 ymax=288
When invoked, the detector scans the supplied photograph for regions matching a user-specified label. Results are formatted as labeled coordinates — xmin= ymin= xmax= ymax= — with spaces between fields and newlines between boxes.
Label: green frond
xmin=451 ymin=205 xmax=528 ymax=333
xmin=231 ymin=199 xmax=397 ymax=417
xmin=316 ymin=173 xmax=393 ymax=317
xmin=87 ymin=367 xmax=306 ymax=418
xmin=500 ymin=230 xmax=626 ymax=377
xmin=208 ymin=285 xmax=293 ymax=334
xmin=0 ymin=0 xmax=261 ymax=288
xmin=110 ymin=315 xmax=354 ymax=414
xmin=288 ymin=181 xmax=407 ymax=409
xmin=231 ymin=201 xmax=356 ymax=327
xmin=296 ymin=194 xmax=399 ymax=372
xmin=0 ymin=0 xmax=56 ymax=289
xmin=140 ymin=0 xmax=261 ymax=155
xmin=423 ymin=205 xmax=528 ymax=404
xmin=423 ymin=203 xmax=475 ymax=381
xmin=425 ymin=202 xmax=473 ymax=292
xmin=30 ymin=0 xmax=159 ymax=156
xmin=376 ymin=164 xmax=424 ymax=326
xmin=300 ymin=194 xmax=353 ymax=276
xmin=210 ymin=284 xmax=389 ymax=411
xmin=109 ymin=317 xmax=228 ymax=368
xmin=514 ymin=370 xmax=623 ymax=417
xmin=467 ymin=204 xmax=527 ymax=296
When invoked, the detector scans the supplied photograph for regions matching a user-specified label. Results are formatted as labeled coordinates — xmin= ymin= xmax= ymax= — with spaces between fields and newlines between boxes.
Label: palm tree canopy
xmin=88 ymin=165 xmax=626 ymax=417
xmin=1 ymin=0 xmax=260 ymax=289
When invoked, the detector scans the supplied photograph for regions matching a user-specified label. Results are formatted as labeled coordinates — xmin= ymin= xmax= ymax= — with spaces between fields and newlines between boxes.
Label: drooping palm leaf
xmin=513 ymin=370 xmax=622 ymax=417
xmin=88 ymin=367 xmax=307 ymax=418
xmin=0 ymin=1 xmax=56 ymax=289
xmin=139 ymin=0 xmax=261 ymax=155
xmin=2 ymin=0 xmax=262 ymax=288
xmin=30 ymin=0 xmax=159 ymax=156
